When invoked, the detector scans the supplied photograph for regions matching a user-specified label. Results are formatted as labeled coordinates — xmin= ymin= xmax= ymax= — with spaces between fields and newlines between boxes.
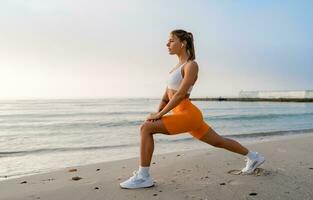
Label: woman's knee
xmin=140 ymin=121 xmax=152 ymax=135
xmin=200 ymin=133 xmax=225 ymax=147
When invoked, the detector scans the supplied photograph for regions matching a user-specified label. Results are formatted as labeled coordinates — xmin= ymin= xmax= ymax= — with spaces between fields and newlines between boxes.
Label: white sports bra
xmin=166 ymin=61 xmax=193 ymax=94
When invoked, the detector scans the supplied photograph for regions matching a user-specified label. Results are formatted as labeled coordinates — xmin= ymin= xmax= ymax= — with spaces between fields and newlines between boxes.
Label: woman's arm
xmin=157 ymin=88 xmax=169 ymax=112
xmin=158 ymin=61 xmax=198 ymax=117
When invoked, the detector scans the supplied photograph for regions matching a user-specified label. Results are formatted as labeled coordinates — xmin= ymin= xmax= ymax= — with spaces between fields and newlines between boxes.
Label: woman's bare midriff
xmin=166 ymin=88 xmax=190 ymax=100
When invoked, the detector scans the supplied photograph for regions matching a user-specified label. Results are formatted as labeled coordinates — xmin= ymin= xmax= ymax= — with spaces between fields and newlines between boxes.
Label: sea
xmin=1 ymin=98 xmax=313 ymax=181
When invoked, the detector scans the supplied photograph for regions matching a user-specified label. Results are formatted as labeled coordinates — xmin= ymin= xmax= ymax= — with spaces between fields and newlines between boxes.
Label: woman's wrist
xmin=157 ymin=111 xmax=164 ymax=118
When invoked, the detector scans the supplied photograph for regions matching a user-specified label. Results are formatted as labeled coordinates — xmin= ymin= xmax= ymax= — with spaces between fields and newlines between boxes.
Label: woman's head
xmin=166 ymin=29 xmax=195 ymax=60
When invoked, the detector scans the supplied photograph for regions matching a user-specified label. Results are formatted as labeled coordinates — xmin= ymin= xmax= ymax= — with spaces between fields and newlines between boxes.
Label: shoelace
xmin=244 ymin=153 xmax=259 ymax=162
xmin=130 ymin=170 xmax=141 ymax=181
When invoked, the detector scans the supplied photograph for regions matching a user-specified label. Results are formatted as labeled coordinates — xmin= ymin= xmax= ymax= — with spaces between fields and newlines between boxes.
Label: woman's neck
xmin=176 ymin=51 xmax=189 ymax=64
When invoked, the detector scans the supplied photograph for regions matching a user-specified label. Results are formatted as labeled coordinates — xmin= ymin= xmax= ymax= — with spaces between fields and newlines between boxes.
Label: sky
xmin=0 ymin=0 xmax=312 ymax=99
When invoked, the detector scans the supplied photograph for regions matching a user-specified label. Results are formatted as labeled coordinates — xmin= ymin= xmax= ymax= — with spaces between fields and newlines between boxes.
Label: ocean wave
xmin=0 ymin=119 xmax=144 ymax=129
xmin=204 ymin=112 xmax=313 ymax=121
xmin=0 ymin=144 xmax=135 ymax=157
xmin=0 ymin=111 xmax=149 ymax=119
xmin=224 ymin=128 xmax=313 ymax=138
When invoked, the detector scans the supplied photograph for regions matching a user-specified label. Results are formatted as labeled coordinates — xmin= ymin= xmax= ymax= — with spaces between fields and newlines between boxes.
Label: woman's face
xmin=166 ymin=33 xmax=183 ymax=55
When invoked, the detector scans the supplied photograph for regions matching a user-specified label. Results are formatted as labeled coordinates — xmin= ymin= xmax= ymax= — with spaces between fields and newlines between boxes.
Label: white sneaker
xmin=241 ymin=152 xmax=265 ymax=175
xmin=120 ymin=170 xmax=154 ymax=189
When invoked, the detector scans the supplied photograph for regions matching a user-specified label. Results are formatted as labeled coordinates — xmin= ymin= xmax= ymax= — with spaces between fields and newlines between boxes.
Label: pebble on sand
xmin=72 ymin=176 xmax=82 ymax=181
xmin=249 ymin=192 xmax=258 ymax=196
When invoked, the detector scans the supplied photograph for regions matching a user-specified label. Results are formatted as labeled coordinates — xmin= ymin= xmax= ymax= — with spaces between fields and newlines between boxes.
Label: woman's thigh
xmin=160 ymin=113 xmax=199 ymax=135
xmin=141 ymin=110 xmax=203 ymax=136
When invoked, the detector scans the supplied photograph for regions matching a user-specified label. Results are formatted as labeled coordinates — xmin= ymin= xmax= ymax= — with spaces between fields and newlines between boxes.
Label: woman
xmin=120 ymin=29 xmax=265 ymax=189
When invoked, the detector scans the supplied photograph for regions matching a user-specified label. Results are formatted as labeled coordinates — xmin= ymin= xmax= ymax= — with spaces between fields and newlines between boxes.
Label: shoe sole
xmin=242 ymin=157 xmax=265 ymax=175
xmin=120 ymin=184 xmax=155 ymax=189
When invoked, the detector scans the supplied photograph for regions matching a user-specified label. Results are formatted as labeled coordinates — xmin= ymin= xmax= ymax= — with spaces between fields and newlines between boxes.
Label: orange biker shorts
xmin=160 ymin=98 xmax=210 ymax=139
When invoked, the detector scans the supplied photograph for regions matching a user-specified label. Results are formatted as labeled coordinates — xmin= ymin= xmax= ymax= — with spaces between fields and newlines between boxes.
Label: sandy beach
xmin=1 ymin=134 xmax=313 ymax=200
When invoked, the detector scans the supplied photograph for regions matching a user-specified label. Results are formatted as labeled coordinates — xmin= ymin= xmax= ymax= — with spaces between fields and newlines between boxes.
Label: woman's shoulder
xmin=185 ymin=60 xmax=199 ymax=71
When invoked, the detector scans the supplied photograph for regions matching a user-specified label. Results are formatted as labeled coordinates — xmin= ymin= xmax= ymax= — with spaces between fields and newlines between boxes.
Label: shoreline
xmin=1 ymin=133 xmax=313 ymax=199
xmin=2 ymin=131 xmax=313 ymax=182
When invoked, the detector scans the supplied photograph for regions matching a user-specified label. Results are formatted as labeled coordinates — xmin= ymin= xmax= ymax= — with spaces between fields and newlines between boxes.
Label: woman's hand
xmin=146 ymin=112 xmax=162 ymax=122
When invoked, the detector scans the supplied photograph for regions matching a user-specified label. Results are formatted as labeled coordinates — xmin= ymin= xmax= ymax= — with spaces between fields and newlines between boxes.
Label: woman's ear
xmin=181 ymin=41 xmax=187 ymax=48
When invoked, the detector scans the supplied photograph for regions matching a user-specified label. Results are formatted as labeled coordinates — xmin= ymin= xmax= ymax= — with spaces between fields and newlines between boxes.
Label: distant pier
xmin=190 ymin=97 xmax=313 ymax=102
xmin=191 ymin=90 xmax=313 ymax=102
